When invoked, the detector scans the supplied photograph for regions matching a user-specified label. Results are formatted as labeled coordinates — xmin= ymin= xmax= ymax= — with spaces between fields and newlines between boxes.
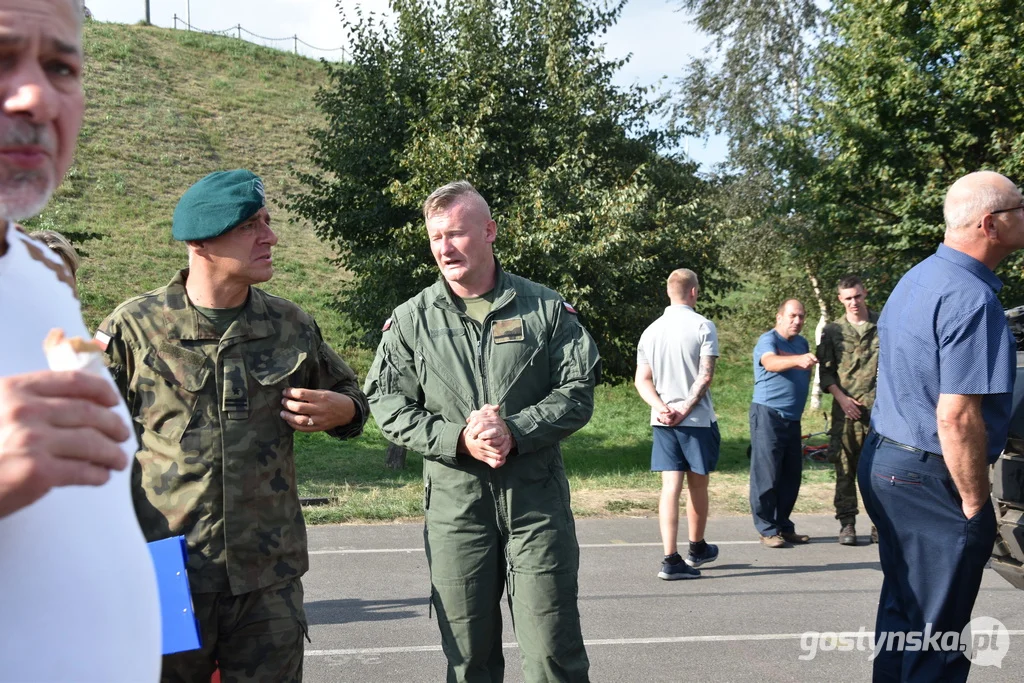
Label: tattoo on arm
xmin=678 ymin=356 xmax=717 ymax=414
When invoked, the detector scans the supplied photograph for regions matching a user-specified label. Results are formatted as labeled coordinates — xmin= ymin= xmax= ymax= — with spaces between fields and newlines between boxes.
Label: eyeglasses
xmin=977 ymin=204 xmax=1024 ymax=229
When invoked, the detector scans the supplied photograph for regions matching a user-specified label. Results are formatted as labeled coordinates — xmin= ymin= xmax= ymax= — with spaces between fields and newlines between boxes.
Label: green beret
xmin=172 ymin=169 xmax=266 ymax=241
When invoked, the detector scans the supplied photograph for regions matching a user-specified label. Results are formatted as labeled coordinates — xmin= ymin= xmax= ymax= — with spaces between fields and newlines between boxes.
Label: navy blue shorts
xmin=651 ymin=422 xmax=721 ymax=474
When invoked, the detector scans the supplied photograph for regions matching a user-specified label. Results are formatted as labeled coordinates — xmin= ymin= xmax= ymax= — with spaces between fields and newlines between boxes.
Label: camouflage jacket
xmin=817 ymin=311 xmax=880 ymax=409
xmin=99 ymin=270 xmax=368 ymax=595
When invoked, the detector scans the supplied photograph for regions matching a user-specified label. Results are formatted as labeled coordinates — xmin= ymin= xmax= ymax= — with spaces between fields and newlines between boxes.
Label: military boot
xmin=839 ymin=523 xmax=857 ymax=546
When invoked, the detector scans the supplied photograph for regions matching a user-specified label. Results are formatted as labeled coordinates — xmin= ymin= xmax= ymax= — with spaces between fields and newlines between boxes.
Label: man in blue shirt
xmin=749 ymin=299 xmax=818 ymax=547
xmin=861 ymin=170 xmax=1024 ymax=682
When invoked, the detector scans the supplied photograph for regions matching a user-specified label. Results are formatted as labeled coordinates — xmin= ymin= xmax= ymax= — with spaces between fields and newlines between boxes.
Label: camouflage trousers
xmin=830 ymin=406 xmax=871 ymax=525
xmin=160 ymin=577 xmax=308 ymax=683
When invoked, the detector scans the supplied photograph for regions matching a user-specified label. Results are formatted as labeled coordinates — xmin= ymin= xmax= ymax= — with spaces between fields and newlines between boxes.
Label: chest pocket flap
xmin=249 ymin=350 xmax=308 ymax=387
xmin=137 ymin=343 xmax=211 ymax=442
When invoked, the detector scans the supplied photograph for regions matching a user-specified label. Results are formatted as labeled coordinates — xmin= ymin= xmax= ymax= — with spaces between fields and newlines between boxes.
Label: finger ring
xmin=307 ymin=416 xmax=315 ymax=427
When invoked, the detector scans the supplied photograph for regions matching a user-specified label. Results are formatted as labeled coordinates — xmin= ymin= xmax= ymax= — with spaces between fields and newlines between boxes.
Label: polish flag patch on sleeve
xmin=93 ymin=329 xmax=111 ymax=351
xmin=562 ymin=301 xmax=577 ymax=315
xmin=382 ymin=317 xmax=393 ymax=332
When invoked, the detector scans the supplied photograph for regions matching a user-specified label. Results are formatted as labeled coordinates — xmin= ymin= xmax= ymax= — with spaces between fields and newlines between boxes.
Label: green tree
xmin=675 ymin=0 xmax=840 ymax=404
xmin=810 ymin=0 xmax=1024 ymax=303
xmin=288 ymin=0 xmax=720 ymax=380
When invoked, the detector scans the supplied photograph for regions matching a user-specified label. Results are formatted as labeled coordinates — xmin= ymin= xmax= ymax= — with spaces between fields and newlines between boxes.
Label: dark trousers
xmin=858 ymin=432 xmax=997 ymax=683
xmin=160 ymin=578 xmax=307 ymax=683
xmin=749 ymin=402 xmax=803 ymax=536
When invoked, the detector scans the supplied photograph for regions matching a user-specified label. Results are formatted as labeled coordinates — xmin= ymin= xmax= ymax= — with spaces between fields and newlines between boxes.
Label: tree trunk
xmin=385 ymin=441 xmax=408 ymax=470
xmin=806 ymin=264 xmax=828 ymax=410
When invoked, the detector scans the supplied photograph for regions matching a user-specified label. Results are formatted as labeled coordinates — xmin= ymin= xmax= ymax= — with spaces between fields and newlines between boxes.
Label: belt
xmin=877 ymin=435 xmax=943 ymax=460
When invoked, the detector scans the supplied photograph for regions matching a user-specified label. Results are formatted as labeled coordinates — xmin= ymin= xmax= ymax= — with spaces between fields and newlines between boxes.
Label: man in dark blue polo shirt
xmin=861 ymin=170 xmax=1024 ymax=682
xmin=750 ymin=299 xmax=818 ymax=547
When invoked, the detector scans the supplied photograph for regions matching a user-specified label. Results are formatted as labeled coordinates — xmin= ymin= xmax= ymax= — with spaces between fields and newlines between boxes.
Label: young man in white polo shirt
xmin=635 ymin=268 xmax=720 ymax=580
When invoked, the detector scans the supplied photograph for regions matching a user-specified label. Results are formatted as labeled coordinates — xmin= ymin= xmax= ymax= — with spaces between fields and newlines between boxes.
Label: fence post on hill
xmin=293 ymin=35 xmax=298 ymax=54
xmin=385 ymin=442 xmax=408 ymax=470
xmin=144 ymin=0 xmax=150 ymax=24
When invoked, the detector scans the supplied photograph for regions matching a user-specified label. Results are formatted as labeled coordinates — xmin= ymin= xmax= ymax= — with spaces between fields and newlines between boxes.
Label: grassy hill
xmin=28 ymin=21 xmax=368 ymax=365
xmin=37 ymin=21 xmax=841 ymax=524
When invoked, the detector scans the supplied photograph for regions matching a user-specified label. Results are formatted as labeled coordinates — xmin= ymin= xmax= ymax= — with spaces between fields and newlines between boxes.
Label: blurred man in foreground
xmin=0 ymin=1 xmax=161 ymax=680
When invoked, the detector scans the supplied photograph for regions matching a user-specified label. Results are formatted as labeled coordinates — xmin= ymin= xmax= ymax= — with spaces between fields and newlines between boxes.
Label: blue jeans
xmin=749 ymin=403 xmax=802 ymax=536
xmin=858 ymin=432 xmax=997 ymax=683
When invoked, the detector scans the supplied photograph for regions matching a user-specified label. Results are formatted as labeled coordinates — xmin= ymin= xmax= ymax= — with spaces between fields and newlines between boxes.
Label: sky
xmin=85 ymin=0 xmax=727 ymax=167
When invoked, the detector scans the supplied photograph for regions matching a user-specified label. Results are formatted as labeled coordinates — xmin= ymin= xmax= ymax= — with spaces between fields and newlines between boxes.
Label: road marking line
xmin=309 ymin=541 xmax=760 ymax=556
xmin=305 ymin=631 xmax=1024 ymax=657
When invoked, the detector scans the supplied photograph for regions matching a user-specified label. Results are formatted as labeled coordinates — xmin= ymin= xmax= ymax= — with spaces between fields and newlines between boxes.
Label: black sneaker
xmin=685 ymin=543 xmax=719 ymax=568
xmin=658 ymin=558 xmax=701 ymax=580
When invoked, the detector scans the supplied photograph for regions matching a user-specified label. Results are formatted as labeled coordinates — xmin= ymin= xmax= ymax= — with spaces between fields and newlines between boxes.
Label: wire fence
xmin=171 ymin=15 xmax=347 ymax=61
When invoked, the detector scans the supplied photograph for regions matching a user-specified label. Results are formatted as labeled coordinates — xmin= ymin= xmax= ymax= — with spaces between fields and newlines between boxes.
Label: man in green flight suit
xmin=366 ymin=180 xmax=601 ymax=683
xmin=98 ymin=170 xmax=369 ymax=682
xmin=817 ymin=274 xmax=879 ymax=546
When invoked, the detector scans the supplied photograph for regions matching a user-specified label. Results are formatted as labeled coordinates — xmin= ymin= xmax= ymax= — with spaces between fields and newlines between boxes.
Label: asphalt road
xmin=302 ymin=514 xmax=1023 ymax=682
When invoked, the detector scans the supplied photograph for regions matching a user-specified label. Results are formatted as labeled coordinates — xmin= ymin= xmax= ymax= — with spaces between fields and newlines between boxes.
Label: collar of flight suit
xmin=430 ymin=257 xmax=518 ymax=317
xmin=160 ymin=268 xmax=276 ymax=344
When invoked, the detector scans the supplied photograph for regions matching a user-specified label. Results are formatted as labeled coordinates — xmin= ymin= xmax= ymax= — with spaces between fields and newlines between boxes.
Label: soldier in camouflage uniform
xmin=98 ymin=170 xmax=369 ymax=683
xmin=817 ymin=275 xmax=878 ymax=546
xmin=366 ymin=181 xmax=600 ymax=683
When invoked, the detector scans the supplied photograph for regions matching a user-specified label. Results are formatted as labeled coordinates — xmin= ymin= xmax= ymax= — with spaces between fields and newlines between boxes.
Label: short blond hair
xmin=667 ymin=268 xmax=698 ymax=300
xmin=422 ymin=180 xmax=491 ymax=222
xmin=30 ymin=230 xmax=80 ymax=278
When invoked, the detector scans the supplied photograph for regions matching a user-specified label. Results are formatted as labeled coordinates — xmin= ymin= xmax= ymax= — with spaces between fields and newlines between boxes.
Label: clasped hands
xmin=656 ymin=402 xmax=689 ymax=427
xmin=460 ymin=404 xmax=515 ymax=468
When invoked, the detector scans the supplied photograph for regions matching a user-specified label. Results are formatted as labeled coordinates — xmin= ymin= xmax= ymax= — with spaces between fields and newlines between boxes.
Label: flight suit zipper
xmin=477 ymin=298 xmax=518 ymax=621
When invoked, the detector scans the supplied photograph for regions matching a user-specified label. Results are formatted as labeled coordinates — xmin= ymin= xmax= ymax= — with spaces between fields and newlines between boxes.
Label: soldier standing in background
xmin=817 ymin=275 xmax=879 ymax=546
xmin=29 ymin=229 xmax=80 ymax=283
xmin=99 ymin=170 xmax=369 ymax=683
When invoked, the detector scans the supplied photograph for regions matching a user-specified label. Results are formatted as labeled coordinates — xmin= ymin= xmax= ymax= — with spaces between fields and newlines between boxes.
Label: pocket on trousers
xmin=964 ymin=497 xmax=994 ymax=525
xmin=871 ymin=463 xmax=924 ymax=487
xmin=962 ymin=498 xmax=998 ymax=559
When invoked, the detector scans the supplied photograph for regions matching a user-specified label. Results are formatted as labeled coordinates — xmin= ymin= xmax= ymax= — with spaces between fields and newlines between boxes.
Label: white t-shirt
xmin=636 ymin=304 xmax=719 ymax=427
xmin=0 ymin=223 xmax=161 ymax=682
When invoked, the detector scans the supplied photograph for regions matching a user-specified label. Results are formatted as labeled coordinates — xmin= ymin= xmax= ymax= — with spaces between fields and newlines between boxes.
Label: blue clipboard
xmin=147 ymin=536 xmax=202 ymax=655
